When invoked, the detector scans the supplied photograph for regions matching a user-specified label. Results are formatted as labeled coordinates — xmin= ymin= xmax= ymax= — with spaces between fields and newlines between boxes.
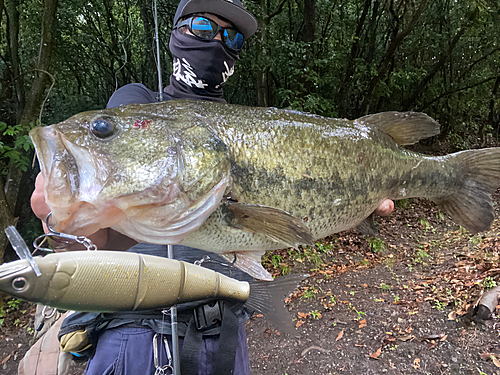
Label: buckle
xmin=193 ymin=301 xmax=223 ymax=330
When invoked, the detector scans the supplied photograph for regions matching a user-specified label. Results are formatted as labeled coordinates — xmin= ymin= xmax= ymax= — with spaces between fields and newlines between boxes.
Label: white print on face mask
xmin=219 ymin=61 xmax=234 ymax=88
xmin=173 ymin=58 xmax=208 ymax=89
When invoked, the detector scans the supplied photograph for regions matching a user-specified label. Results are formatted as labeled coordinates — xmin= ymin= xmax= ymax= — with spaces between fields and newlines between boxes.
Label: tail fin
xmin=246 ymin=273 xmax=308 ymax=336
xmin=433 ymin=148 xmax=500 ymax=234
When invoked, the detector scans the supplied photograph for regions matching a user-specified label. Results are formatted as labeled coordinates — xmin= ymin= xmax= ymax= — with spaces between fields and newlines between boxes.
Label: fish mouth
xmin=30 ymin=126 xmax=125 ymax=236
xmin=30 ymin=126 xmax=82 ymax=203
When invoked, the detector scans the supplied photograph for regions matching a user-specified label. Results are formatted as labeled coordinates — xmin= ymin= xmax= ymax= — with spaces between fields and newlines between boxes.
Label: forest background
xmin=0 ymin=0 xmax=499 ymax=262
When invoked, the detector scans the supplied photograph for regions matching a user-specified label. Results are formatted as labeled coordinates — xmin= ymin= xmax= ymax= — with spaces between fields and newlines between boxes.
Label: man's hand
xmin=375 ymin=199 xmax=394 ymax=217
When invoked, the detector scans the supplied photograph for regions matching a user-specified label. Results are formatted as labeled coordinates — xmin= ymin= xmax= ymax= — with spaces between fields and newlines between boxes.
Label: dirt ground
xmin=1 ymin=192 xmax=500 ymax=375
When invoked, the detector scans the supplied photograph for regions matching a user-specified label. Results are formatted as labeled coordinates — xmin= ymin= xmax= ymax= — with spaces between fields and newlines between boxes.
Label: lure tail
xmin=246 ymin=273 xmax=308 ymax=336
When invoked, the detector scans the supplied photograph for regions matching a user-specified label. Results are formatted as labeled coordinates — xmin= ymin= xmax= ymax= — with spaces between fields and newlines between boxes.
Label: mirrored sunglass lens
xmin=191 ymin=17 xmax=217 ymax=39
xmin=223 ymin=29 xmax=244 ymax=50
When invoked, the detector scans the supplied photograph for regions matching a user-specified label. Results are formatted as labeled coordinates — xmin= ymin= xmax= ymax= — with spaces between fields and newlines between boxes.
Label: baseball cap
xmin=173 ymin=0 xmax=258 ymax=39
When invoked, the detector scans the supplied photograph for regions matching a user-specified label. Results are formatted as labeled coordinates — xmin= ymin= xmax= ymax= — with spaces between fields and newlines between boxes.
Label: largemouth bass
xmin=30 ymin=100 xmax=500 ymax=280
xmin=0 ymin=251 xmax=305 ymax=334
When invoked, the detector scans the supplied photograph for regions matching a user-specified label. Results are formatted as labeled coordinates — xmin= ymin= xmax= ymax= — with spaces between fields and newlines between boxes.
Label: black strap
xmin=212 ymin=303 xmax=239 ymax=375
xmin=180 ymin=316 xmax=203 ymax=375
xmin=180 ymin=302 xmax=239 ymax=375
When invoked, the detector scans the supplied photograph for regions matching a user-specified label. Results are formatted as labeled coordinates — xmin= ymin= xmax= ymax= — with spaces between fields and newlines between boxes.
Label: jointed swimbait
xmin=0 ymin=251 xmax=306 ymax=334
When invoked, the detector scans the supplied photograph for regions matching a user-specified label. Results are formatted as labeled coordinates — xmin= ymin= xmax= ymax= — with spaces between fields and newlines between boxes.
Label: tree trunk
xmin=402 ymin=6 xmax=479 ymax=110
xmin=140 ymin=0 xmax=157 ymax=90
xmin=360 ymin=0 xmax=430 ymax=115
xmin=5 ymin=0 xmax=24 ymax=123
xmin=19 ymin=0 xmax=58 ymax=126
xmin=2 ymin=0 xmax=59 ymax=260
xmin=300 ymin=0 xmax=316 ymax=94
xmin=336 ymin=0 xmax=371 ymax=117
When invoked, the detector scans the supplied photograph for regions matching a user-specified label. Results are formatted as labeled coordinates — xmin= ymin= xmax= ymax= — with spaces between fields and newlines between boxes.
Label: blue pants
xmin=84 ymin=323 xmax=250 ymax=375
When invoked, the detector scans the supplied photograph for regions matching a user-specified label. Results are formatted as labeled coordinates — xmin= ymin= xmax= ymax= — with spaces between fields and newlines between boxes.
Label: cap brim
xmin=177 ymin=0 xmax=258 ymax=39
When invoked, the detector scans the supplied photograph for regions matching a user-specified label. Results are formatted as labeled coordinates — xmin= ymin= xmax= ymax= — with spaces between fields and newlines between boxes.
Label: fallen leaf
xmin=448 ymin=311 xmax=457 ymax=320
xmin=406 ymin=326 xmax=413 ymax=333
xmin=358 ymin=319 xmax=367 ymax=328
xmin=298 ymin=312 xmax=309 ymax=319
xmin=398 ymin=334 xmax=414 ymax=342
xmin=296 ymin=320 xmax=305 ymax=328
xmin=0 ymin=352 xmax=13 ymax=366
xmin=480 ymin=352 xmax=495 ymax=360
xmin=493 ymin=356 xmax=500 ymax=368
xmin=413 ymin=358 xmax=420 ymax=369
xmin=369 ymin=348 xmax=382 ymax=360
xmin=300 ymin=345 xmax=329 ymax=357
xmin=336 ymin=330 xmax=344 ymax=341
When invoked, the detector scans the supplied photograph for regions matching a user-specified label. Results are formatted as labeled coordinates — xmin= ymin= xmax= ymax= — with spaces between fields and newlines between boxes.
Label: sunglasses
xmin=175 ymin=16 xmax=244 ymax=51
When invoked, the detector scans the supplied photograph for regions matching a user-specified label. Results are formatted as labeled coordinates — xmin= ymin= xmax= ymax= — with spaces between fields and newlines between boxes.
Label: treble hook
xmin=33 ymin=213 xmax=98 ymax=252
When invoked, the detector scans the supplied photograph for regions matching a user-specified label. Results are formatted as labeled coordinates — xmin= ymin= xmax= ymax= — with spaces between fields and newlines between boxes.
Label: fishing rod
xmin=153 ymin=3 xmax=178 ymax=372
xmin=153 ymin=0 xmax=179 ymax=373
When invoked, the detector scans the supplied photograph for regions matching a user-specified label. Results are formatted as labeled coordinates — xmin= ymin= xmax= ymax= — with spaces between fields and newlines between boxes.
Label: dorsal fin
xmin=355 ymin=111 xmax=440 ymax=145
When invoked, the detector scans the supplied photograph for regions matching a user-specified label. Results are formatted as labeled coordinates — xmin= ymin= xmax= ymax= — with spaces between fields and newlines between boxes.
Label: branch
xmin=458 ymin=46 xmax=500 ymax=82
xmin=420 ymin=76 xmax=498 ymax=111
xmin=267 ymin=0 xmax=288 ymax=21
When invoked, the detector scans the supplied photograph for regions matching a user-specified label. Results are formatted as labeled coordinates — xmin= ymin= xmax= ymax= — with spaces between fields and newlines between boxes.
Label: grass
xmin=483 ymin=276 xmax=497 ymax=289
xmin=368 ymin=237 xmax=385 ymax=253
xmin=302 ymin=286 xmax=318 ymax=300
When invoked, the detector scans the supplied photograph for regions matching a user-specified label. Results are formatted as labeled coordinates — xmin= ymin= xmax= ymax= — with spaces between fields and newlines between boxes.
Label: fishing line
xmin=152 ymin=0 xmax=176 ymax=370
xmin=113 ymin=0 xmax=139 ymax=92
xmin=153 ymin=0 xmax=164 ymax=99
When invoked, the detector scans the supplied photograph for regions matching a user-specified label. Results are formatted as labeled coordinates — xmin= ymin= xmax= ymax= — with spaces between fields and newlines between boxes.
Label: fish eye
xmin=90 ymin=117 xmax=119 ymax=139
xmin=12 ymin=277 xmax=28 ymax=291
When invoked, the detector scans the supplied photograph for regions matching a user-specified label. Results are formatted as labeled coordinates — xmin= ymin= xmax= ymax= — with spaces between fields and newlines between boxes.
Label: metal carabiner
xmin=194 ymin=252 xmax=237 ymax=267
xmin=153 ymin=334 xmax=173 ymax=375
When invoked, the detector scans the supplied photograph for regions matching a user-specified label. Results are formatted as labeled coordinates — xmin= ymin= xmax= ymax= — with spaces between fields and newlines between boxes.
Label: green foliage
xmin=419 ymin=217 xmax=435 ymax=234
xmin=395 ymin=199 xmax=409 ymax=209
xmin=310 ymin=310 xmax=321 ymax=319
xmin=483 ymin=276 xmax=497 ymax=289
xmin=380 ymin=283 xmax=392 ymax=290
xmin=414 ymin=248 xmax=431 ymax=264
xmin=0 ymin=298 xmax=23 ymax=326
xmin=302 ymin=286 xmax=317 ymax=300
xmin=0 ymin=122 xmax=33 ymax=175
xmin=368 ymin=237 xmax=385 ymax=253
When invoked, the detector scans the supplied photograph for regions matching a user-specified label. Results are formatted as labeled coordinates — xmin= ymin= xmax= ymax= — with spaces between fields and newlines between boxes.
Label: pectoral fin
xmin=220 ymin=251 xmax=273 ymax=281
xmin=222 ymin=202 xmax=314 ymax=248
xmin=356 ymin=213 xmax=378 ymax=236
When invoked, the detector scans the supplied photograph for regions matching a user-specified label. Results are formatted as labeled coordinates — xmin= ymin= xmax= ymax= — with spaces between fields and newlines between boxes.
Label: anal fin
xmin=356 ymin=213 xmax=378 ymax=236
xmin=220 ymin=251 xmax=273 ymax=281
